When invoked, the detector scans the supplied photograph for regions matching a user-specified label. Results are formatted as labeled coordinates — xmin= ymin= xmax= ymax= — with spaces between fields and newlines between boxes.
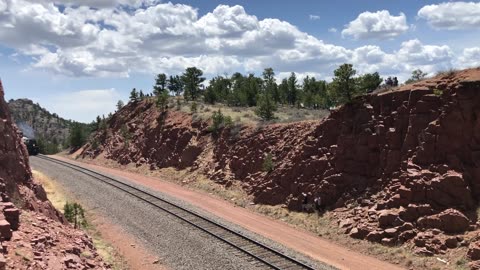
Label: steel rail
xmin=36 ymin=155 xmax=316 ymax=270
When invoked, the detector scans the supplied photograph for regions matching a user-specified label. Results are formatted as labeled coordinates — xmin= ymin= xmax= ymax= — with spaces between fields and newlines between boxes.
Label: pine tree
xmin=167 ymin=75 xmax=183 ymax=96
xmin=181 ymin=67 xmax=205 ymax=101
xmin=69 ymin=122 xmax=85 ymax=149
xmin=255 ymin=93 xmax=277 ymax=120
xmin=287 ymin=72 xmax=298 ymax=105
xmin=129 ymin=88 xmax=139 ymax=102
xmin=278 ymin=78 xmax=288 ymax=104
xmin=262 ymin=68 xmax=279 ymax=103
xmin=153 ymin=73 xmax=167 ymax=96
xmin=63 ymin=202 xmax=87 ymax=229
xmin=331 ymin=64 xmax=357 ymax=104
xmin=116 ymin=100 xmax=124 ymax=111
xmin=405 ymin=69 xmax=428 ymax=84
xmin=357 ymin=72 xmax=383 ymax=93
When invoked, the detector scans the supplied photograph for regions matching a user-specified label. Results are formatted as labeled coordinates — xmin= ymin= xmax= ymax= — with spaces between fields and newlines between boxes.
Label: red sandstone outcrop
xmin=0 ymin=80 xmax=109 ymax=269
xmin=82 ymin=68 xmax=480 ymax=266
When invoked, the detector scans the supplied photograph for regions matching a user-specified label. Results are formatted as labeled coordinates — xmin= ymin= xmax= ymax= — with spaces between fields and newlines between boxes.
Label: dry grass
xmin=32 ymin=170 xmax=128 ymax=270
xmin=187 ymin=177 xmax=247 ymax=206
xmin=33 ymin=170 xmax=68 ymax=210
xmin=175 ymin=97 xmax=329 ymax=126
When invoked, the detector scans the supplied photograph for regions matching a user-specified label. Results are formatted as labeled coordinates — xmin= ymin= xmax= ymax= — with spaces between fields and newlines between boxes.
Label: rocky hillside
xmin=82 ymin=68 xmax=480 ymax=267
xmin=8 ymin=98 xmax=71 ymax=149
xmin=0 ymin=80 xmax=109 ymax=269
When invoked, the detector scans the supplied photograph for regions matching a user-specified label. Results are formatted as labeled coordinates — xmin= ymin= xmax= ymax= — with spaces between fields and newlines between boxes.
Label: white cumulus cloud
xmin=457 ymin=47 xmax=480 ymax=68
xmin=0 ymin=1 xmax=473 ymax=84
xmin=418 ymin=2 xmax=480 ymax=30
xmin=342 ymin=10 xmax=409 ymax=40
xmin=38 ymin=89 xmax=124 ymax=123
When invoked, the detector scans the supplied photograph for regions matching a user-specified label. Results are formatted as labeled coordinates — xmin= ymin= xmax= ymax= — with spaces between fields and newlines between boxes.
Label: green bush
xmin=64 ymin=202 xmax=87 ymax=229
xmin=155 ymin=91 xmax=169 ymax=110
xmin=224 ymin=115 xmax=233 ymax=128
xmin=120 ymin=125 xmax=131 ymax=147
xmin=90 ymin=138 xmax=99 ymax=150
xmin=176 ymin=99 xmax=181 ymax=110
xmin=433 ymin=88 xmax=443 ymax=96
xmin=255 ymin=93 xmax=277 ymax=121
xmin=207 ymin=110 xmax=233 ymax=135
xmin=262 ymin=153 xmax=275 ymax=172
xmin=190 ymin=102 xmax=198 ymax=113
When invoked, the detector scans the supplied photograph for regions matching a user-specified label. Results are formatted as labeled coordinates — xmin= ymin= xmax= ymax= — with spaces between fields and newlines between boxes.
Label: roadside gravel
xmin=31 ymin=156 xmax=266 ymax=270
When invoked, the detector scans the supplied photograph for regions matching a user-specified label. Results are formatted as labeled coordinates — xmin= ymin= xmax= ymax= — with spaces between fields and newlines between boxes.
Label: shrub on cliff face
xmin=433 ymin=88 xmax=444 ymax=96
xmin=262 ymin=153 xmax=275 ymax=172
xmin=120 ymin=125 xmax=131 ymax=147
xmin=208 ymin=110 xmax=232 ymax=135
xmin=90 ymin=138 xmax=99 ymax=150
xmin=155 ymin=91 xmax=169 ymax=111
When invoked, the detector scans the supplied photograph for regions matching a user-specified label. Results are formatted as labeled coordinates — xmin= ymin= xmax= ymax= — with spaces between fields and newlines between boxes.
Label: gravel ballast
xmin=31 ymin=156 xmax=334 ymax=270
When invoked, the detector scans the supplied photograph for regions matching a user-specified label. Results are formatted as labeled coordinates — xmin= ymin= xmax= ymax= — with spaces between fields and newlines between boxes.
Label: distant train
xmin=22 ymin=137 xmax=39 ymax=156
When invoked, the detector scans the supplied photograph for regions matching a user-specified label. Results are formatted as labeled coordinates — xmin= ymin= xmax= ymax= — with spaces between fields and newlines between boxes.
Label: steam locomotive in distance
xmin=22 ymin=136 xmax=39 ymax=156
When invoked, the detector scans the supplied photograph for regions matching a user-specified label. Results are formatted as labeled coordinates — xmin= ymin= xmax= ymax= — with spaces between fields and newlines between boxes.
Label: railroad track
xmin=37 ymin=155 xmax=316 ymax=270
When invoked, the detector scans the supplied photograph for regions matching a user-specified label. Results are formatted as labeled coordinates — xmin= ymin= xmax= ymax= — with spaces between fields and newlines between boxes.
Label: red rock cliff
xmin=0 ymin=80 xmax=110 ymax=269
xmin=0 ymin=80 xmax=63 ymax=221
xmin=83 ymin=68 xmax=480 ymax=255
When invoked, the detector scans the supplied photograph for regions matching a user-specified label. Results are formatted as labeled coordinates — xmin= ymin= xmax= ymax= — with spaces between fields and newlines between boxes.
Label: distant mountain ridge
xmin=8 ymin=98 xmax=71 ymax=151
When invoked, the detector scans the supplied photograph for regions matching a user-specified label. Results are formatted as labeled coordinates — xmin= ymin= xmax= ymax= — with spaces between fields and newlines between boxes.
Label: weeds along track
xmin=37 ymin=155 xmax=316 ymax=270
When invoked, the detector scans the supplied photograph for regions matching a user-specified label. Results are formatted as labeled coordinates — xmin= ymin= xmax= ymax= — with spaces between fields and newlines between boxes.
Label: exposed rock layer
xmin=0 ymin=80 xmax=108 ymax=269
xmin=82 ymin=68 xmax=480 ymax=263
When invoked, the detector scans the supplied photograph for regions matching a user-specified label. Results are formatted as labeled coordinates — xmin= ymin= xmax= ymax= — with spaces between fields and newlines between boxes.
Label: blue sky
xmin=1 ymin=0 xmax=479 ymax=122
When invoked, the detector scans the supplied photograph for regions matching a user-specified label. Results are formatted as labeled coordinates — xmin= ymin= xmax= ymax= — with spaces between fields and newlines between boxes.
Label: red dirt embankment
xmin=0 ymin=80 xmax=109 ymax=269
xmin=82 ymin=68 xmax=480 ymax=265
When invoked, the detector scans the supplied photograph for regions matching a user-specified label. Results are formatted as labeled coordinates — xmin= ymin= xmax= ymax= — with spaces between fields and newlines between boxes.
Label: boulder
xmin=365 ymin=231 xmax=385 ymax=242
xmin=444 ymin=237 xmax=458 ymax=249
xmin=0 ymin=220 xmax=11 ymax=240
xmin=381 ymin=237 xmax=396 ymax=246
xmin=384 ymin=228 xmax=398 ymax=237
xmin=469 ymin=241 xmax=480 ymax=260
xmin=338 ymin=218 xmax=354 ymax=229
xmin=349 ymin=226 xmax=370 ymax=239
xmin=398 ymin=230 xmax=416 ymax=243
xmin=377 ymin=209 xmax=399 ymax=228
xmin=418 ymin=209 xmax=470 ymax=233
xmin=3 ymin=208 xmax=19 ymax=230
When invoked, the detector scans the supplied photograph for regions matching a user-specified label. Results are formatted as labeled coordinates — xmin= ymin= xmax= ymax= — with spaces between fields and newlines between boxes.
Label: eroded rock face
xmin=0 ymin=80 xmax=110 ymax=269
xmin=82 ymin=68 xmax=480 ymax=262
xmin=0 ymin=80 xmax=62 ymax=222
